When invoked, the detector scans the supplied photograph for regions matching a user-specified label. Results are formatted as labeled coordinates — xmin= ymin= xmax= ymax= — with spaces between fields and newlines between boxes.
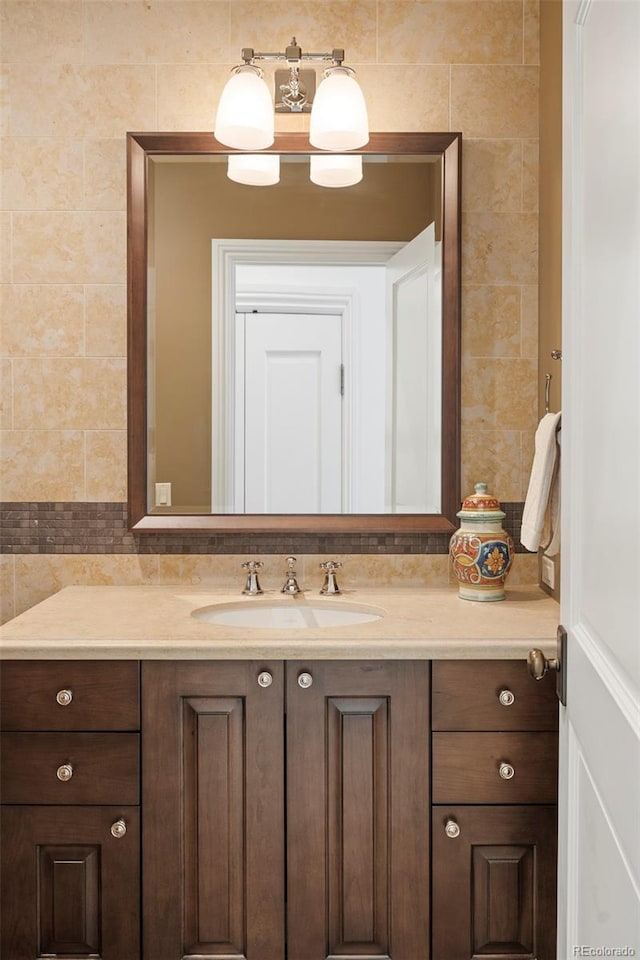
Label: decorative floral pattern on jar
xmin=449 ymin=482 xmax=514 ymax=601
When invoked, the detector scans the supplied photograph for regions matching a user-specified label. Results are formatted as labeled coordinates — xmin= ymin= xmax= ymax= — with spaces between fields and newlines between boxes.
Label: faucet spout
xmin=281 ymin=556 xmax=302 ymax=595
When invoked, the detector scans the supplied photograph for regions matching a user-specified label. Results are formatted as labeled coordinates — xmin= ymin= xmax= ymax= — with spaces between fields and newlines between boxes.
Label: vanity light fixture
xmin=309 ymin=153 xmax=363 ymax=188
xmin=227 ymin=153 xmax=280 ymax=186
xmin=214 ymin=37 xmax=369 ymax=157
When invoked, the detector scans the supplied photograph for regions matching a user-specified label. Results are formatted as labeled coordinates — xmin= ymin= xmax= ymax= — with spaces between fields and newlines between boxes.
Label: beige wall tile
xmin=158 ymin=63 xmax=233 ymax=130
xmin=524 ymin=0 xmax=541 ymax=65
xmin=1 ymin=138 xmax=83 ymax=211
xmin=451 ymin=66 xmax=539 ymax=139
xmin=463 ymin=213 xmax=538 ymax=285
xmin=462 ymin=140 xmax=522 ymax=213
xmin=521 ymin=284 xmax=538 ymax=358
xmin=85 ymin=284 xmax=126 ymax=357
xmin=0 ymin=214 xmax=10 ymax=283
xmin=356 ymin=65 xmax=449 ymax=132
xmin=461 ymin=427 xmax=523 ymax=502
xmin=0 ymin=358 xmax=12 ymax=427
xmin=461 ymin=357 xmax=538 ymax=431
xmin=507 ymin=552 xmax=539 ymax=585
xmin=8 ymin=65 xmax=156 ymax=138
xmin=0 ymin=555 xmax=15 ymax=624
xmin=157 ymin=555 xmax=288 ymax=593
xmin=14 ymin=554 xmax=160 ymax=617
xmin=463 ymin=284 xmax=521 ymax=358
xmin=0 ymin=67 xmax=9 ymax=139
xmin=84 ymin=140 xmax=127 ymax=211
xmin=300 ymin=554 xmax=451 ymax=588
xmin=379 ymin=1 xmax=523 ymax=65
xmin=522 ymin=139 xmax=539 ymax=212
xmin=0 ymin=284 xmax=84 ymax=357
xmin=85 ymin=430 xmax=127 ymax=501
xmin=13 ymin=358 xmax=126 ymax=429
xmin=230 ymin=2 xmax=377 ymax=65
xmin=84 ymin=0 xmax=229 ymax=64
xmin=0 ymin=1 xmax=83 ymax=63
xmin=0 ymin=430 xmax=85 ymax=500
xmin=12 ymin=212 xmax=125 ymax=283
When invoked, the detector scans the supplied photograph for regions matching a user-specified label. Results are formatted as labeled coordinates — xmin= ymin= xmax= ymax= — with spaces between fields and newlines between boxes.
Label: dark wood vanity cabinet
xmin=431 ymin=661 xmax=559 ymax=960
xmin=141 ymin=659 xmax=430 ymax=960
xmin=0 ymin=657 xmax=557 ymax=960
xmin=0 ymin=661 xmax=141 ymax=960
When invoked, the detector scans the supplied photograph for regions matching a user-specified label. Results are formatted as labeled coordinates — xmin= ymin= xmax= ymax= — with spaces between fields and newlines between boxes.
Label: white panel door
xmin=242 ymin=312 xmax=343 ymax=513
xmin=560 ymin=2 xmax=640 ymax=955
xmin=385 ymin=223 xmax=441 ymax=512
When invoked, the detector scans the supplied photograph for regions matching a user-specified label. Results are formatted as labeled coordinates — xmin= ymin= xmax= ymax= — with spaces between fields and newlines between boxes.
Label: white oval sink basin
xmin=192 ymin=599 xmax=384 ymax=630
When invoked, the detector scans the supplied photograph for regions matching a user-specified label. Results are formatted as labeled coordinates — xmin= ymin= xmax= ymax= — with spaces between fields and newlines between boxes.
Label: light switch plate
xmin=155 ymin=482 xmax=172 ymax=507
xmin=541 ymin=555 xmax=555 ymax=589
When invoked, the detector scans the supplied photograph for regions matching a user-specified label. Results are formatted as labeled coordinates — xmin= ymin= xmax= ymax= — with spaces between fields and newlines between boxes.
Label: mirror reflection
xmin=148 ymin=153 xmax=443 ymax=516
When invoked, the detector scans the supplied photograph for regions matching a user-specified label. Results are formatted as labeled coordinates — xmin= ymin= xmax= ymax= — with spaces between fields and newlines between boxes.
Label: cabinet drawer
xmin=432 ymin=660 xmax=558 ymax=731
xmin=432 ymin=732 xmax=558 ymax=804
xmin=1 ymin=733 xmax=139 ymax=805
xmin=1 ymin=661 xmax=139 ymax=731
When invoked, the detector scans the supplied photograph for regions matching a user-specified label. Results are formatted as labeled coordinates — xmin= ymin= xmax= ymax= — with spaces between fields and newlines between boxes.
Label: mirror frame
xmin=127 ymin=131 xmax=461 ymax=533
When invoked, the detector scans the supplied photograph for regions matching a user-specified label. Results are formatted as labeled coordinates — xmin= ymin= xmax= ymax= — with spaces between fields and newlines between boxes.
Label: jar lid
xmin=457 ymin=482 xmax=506 ymax=520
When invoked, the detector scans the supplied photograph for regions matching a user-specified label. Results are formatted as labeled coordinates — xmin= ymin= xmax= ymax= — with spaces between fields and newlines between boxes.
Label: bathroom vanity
xmin=0 ymin=585 xmax=559 ymax=960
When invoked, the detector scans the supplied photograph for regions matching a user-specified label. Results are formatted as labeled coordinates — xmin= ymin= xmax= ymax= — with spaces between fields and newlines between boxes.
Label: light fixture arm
xmin=240 ymin=37 xmax=345 ymax=67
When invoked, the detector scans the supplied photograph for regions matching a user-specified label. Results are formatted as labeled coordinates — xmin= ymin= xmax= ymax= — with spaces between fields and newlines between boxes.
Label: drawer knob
xmin=498 ymin=688 xmax=515 ymax=706
xmin=499 ymin=761 xmax=515 ymax=780
xmin=298 ymin=672 xmax=313 ymax=689
xmin=56 ymin=688 xmax=73 ymax=706
xmin=445 ymin=819 xmax=460 ymax=839
xmin=56 ymin=763 xmax=73 ymax=782
xmin=257 ymin=671 xmax=273 ymax=688
xmin=110 ymin=819 xmax=127 ymax=839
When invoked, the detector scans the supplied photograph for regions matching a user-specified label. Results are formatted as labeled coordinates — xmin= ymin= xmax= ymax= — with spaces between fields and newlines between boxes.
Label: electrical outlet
xmin=155 ymin=482 xmax=172 ymax=507
xmin=541 ymin=555 xmax=555 ymax=590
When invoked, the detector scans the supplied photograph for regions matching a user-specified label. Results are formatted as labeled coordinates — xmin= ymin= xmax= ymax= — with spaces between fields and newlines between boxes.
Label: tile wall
xmin=0 ymin=0 xmax=540 ymax=621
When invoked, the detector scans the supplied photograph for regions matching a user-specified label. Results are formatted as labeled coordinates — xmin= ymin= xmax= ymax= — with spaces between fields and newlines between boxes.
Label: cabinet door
xmin=142 ymin=661 xmax=285 ymax=960
xmin=0 ymin=805 xmax=140 ymax=960
xmin=287 ymin=660 xmax=430 ymax=960
xmin=432 ymin=805 xmax=557 ymax=960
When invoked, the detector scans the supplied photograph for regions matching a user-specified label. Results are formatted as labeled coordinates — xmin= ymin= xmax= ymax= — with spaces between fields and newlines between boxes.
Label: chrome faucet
xmin=319 ymin=560 xmax=342 ymax=595
xmin=281 ymin=557 xmax=301 ymax=595
xmin=242 ymin=560 xmax=264 ymax=596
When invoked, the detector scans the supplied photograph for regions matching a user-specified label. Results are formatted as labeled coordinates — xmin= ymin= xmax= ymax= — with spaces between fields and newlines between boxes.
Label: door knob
xmin=527 ymin=648 xmax=559 ymax=681
xmin=297 ymin=672 xmax=313 ymax=689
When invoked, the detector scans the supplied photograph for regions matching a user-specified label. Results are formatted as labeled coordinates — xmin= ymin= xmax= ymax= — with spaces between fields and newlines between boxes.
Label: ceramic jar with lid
xmin=449 ymin=482 xmax=514 ymax=601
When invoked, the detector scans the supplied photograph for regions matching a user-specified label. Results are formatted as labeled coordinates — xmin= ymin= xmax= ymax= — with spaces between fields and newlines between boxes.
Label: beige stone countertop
xmin=0 ymin=584 xmax=559 ymax=660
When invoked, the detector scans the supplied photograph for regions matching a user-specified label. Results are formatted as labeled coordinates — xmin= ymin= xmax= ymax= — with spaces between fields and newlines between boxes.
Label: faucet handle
xmin=281 ymin=557 xmax=301 ymax=595
xmin=319 ymin=560 xmax=342 ymax=595
xmin=242 ymin=559 xmax=264 ymax=596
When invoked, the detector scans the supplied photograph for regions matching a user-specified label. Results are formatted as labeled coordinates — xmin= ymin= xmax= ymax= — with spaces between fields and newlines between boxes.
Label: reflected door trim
xmin=127 ymin=131 xmax=461 ymax=534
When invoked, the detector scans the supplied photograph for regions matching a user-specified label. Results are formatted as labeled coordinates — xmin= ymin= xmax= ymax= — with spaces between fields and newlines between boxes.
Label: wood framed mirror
xmin=128 ymin=132 xmax=461 ymax=533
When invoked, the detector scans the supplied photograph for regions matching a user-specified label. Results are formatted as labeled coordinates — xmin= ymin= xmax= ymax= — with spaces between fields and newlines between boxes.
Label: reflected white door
xmin=559 ymin=2 xmax=640 ymax=954
xmin=240 ymin=312 xmax=343 ymax=513
xmin=385 ymin=223 xmax=441 ymax=512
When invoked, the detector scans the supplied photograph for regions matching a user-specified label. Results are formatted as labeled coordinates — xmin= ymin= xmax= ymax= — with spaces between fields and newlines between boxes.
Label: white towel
xmin=521 ymin=412 xmax=562 ymax=552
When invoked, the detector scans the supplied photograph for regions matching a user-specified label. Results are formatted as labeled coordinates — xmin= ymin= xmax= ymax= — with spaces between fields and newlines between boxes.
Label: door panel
xmin=142 ymin=661 xmax=285 ymax=960
xmin=432 ymin=805 xmax=556 ymax=960
xmin=286 ymin=661 xmax=430 ymax=960
xmin=1 ymin=805 xmax=140 ymax=960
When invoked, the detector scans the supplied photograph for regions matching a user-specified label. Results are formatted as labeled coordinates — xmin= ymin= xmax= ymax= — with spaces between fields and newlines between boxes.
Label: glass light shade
xmin=309 ymin=67 xmax=369 ymax=151
xmin=227 ymin=154 xmax=280 ymax=186
xmin=309 ymin=153 xmax=363 ymax=188
xmin=214 ymin=67 xmax=275 ymax=150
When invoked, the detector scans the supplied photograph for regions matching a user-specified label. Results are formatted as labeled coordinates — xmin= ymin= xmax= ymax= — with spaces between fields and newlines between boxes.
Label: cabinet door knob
xmin=498 ymin=688 xmax=515 ymax=706
xmin=297 ymin=672 xmax=313 ymax=689
xmin=499 ymin=761 xmax=515 ymax=780
xmin=110 ymin=819 xmax=127 ymax=839
xmin=445 ymin=819 xmax=460 ymax=839
xmin=257 ymin=671 xmax=273 ymax=688
xmin=56 ymin=763 xmax=73 ymax=782
xmin=56 ymin=688 xmax=73 ymax=706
